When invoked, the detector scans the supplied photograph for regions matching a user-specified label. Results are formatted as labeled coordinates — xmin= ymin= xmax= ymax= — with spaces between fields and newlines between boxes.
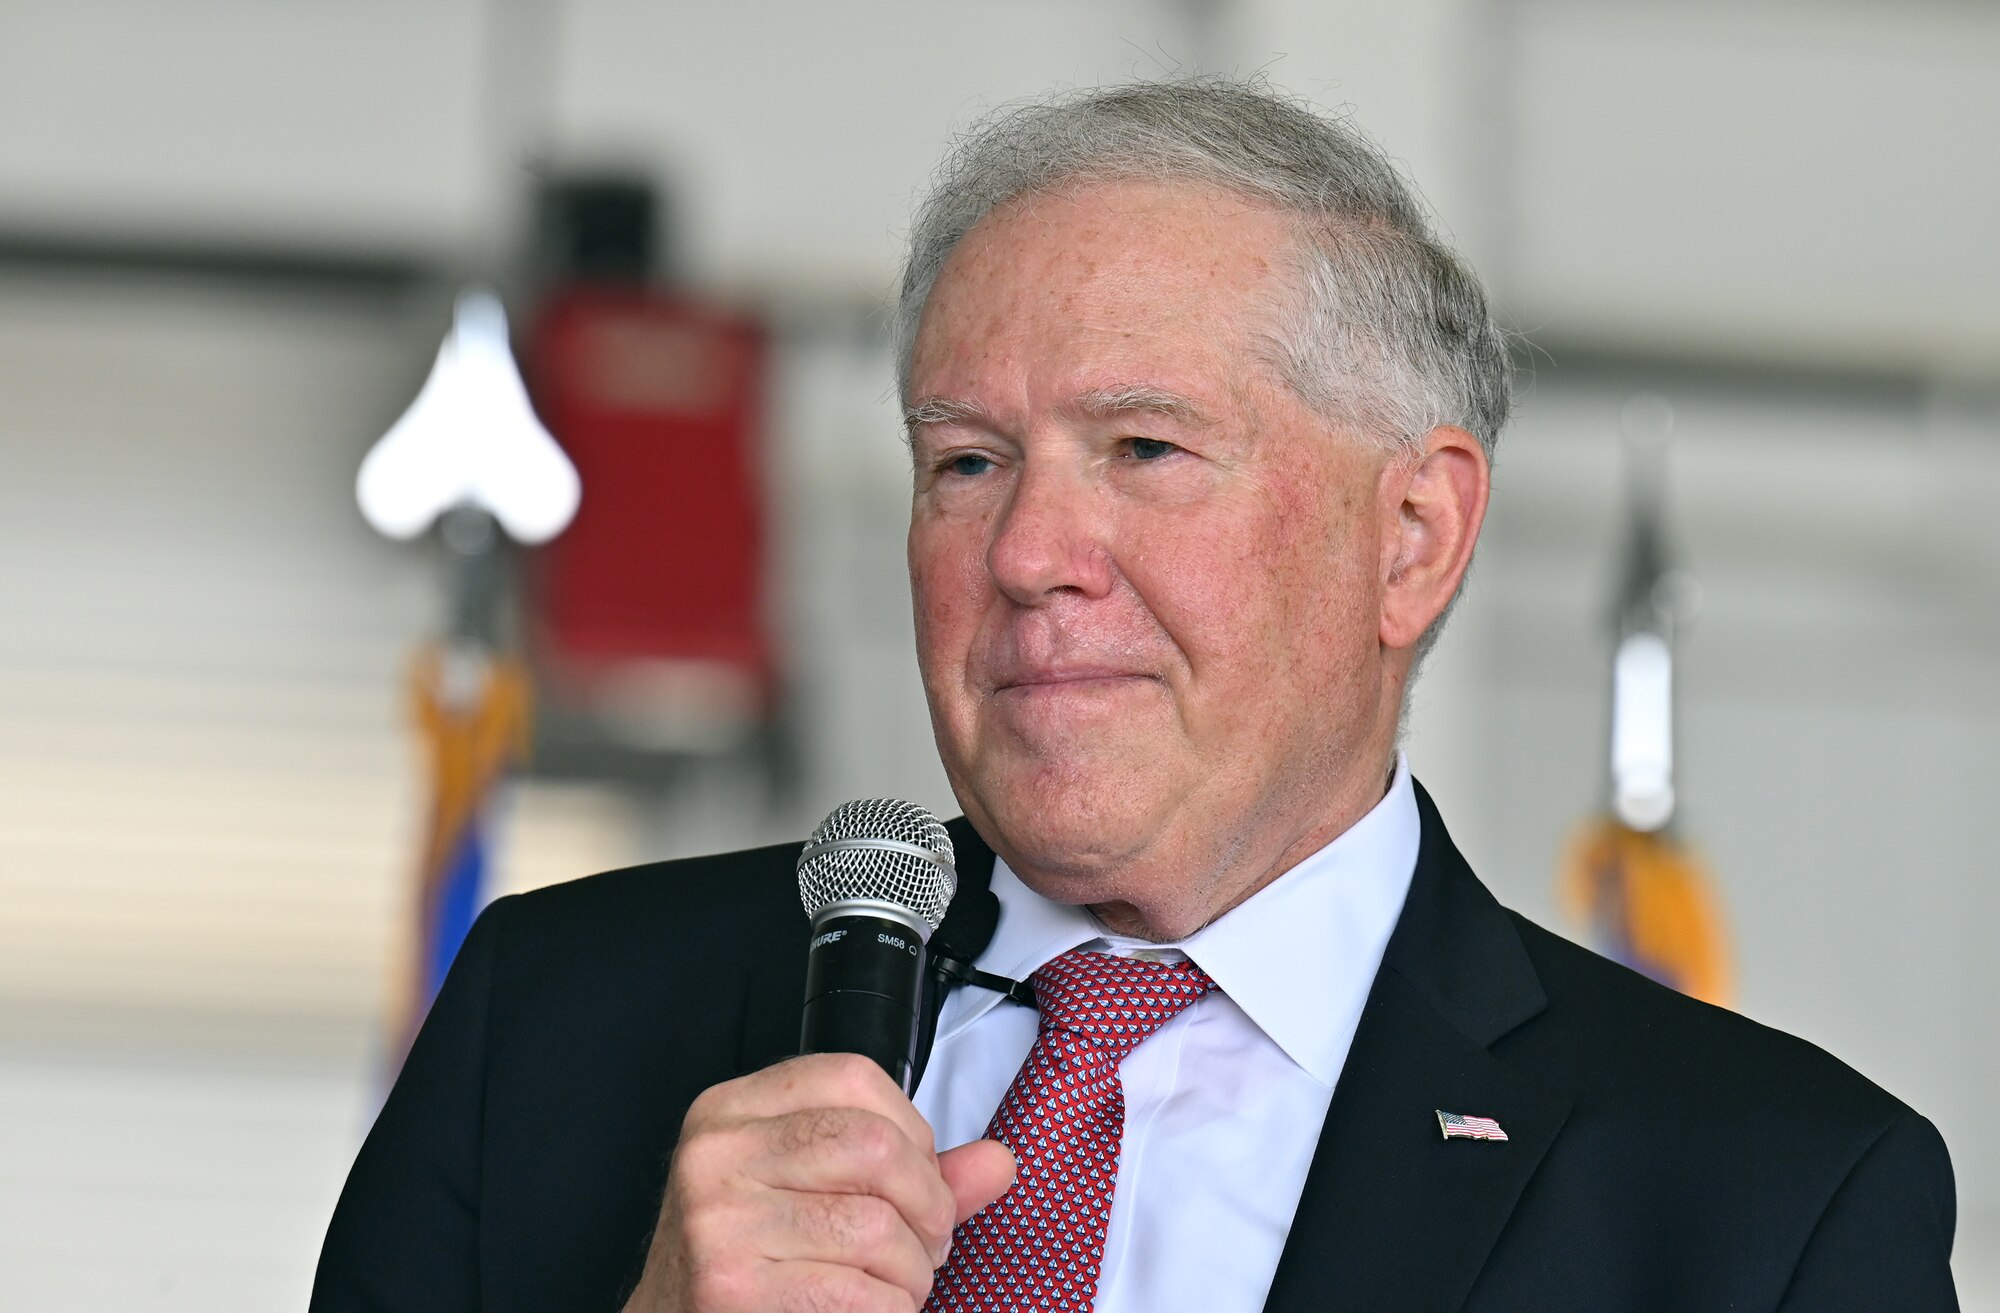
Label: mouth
xmin=993 ymin=669 xmax=1157 ymax=694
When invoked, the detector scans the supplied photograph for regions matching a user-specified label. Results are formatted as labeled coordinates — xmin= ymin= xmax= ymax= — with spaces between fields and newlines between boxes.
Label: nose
xmin=985 ymin=460 xmax=1114 ymax=605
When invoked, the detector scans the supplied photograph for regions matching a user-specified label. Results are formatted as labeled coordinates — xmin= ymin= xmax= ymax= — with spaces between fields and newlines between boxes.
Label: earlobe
xmin=1378 ymin=426 xmax=1490 ymax=651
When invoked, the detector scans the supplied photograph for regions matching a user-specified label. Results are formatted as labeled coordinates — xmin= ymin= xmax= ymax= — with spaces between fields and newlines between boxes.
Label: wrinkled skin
xmin=906 ymin=179 xmax=1489 ymax=941
xmin=620 ymin=1054 xmax=1014 ymax=1313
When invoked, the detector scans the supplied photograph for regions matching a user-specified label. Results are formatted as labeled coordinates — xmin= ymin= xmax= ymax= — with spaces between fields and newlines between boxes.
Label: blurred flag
xmin=1562 ymin=817 xmax=1731 ymax=1004
xmin=400 ymin=640 xmax=532 ymax=1047
xmin=1560 ymin=395 xmax=1732 ymax=1007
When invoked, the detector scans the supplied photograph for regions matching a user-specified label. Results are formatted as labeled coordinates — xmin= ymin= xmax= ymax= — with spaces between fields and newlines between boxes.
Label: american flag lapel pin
xmin=1437 ymin=1109 xmax=1509 ymax=1142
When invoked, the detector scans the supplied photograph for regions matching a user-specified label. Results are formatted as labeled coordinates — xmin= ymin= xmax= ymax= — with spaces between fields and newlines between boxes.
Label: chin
xmin=960 ymin=758 xmax=1171 ymax=889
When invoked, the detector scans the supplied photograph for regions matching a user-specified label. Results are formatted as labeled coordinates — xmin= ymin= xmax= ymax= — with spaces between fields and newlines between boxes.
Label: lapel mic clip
xmin=930 ymin=952 xmax=1038 ymax=1009
xmin=912 ymin=886 xmax=1036 ymax=1090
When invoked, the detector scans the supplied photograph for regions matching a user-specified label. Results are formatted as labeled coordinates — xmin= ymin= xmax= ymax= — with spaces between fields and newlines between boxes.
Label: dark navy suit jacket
xmin=313 ymin=785 xmax=1959 ymax=1311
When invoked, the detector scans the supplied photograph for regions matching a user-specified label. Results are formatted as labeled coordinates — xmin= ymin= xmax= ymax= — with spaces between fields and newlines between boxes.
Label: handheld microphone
xmin=796 ymin=799 xmax=956 ymax=1093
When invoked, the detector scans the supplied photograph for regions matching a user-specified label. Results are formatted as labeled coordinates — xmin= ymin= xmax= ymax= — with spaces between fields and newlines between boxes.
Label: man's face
xmin=905 ymin=180 xmax=1404 ymax=937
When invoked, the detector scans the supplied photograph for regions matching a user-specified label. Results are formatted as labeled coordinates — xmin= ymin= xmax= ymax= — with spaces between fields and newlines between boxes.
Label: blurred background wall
xmin=0 ymin=0 xmax=1995 ymax=1306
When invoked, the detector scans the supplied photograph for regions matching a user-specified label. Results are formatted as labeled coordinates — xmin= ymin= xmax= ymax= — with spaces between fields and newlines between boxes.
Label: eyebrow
xmin=1065 ymin=384 xmax=1215 ymax=428
xmin=901 ymin=385 xmax=1215 ymax=435
xmin=902 ymin=396 xmax=990 ymax=433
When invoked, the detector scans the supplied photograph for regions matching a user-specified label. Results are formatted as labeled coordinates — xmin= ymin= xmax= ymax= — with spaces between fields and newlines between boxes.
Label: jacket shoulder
xmin=474 ymin=839 xmax=812 ymax=1076
xmin=488 ymin=840 xmax=805 ymax=968
xmin=1495 ymin=913 xmax=1957 ymax=1304
xmin=1500 ymin=908 xmax=1957 ymax=1257
xmin=517 ymin=838 xmax=805 ymax=918
xmin=1505 ymin=910 xmax=1910 ymax=1130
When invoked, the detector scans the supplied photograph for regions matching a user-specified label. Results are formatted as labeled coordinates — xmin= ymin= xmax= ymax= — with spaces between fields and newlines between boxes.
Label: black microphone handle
xmin=799 ymin=909 xmax=929 ymax=1094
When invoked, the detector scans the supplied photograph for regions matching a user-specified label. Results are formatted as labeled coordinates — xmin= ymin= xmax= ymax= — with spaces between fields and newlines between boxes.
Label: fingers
xmin=938 ymin=1139 xmax=1017 ymax=1226
xmin=679 ymin=1056 xmax=957 ymax=1262
xmin=773 ymin=1261 xmax=925 ymax=1313
xmin=633 ymin=1052 xmax=959 ymax=1312
xmin=678 ymin=1181 xmax=939 ymax=1300
xmin=684 ymin=1258 xmax=924 ymax=1313
xmin=778 ymin=1191 xmax=940 ymax=1295
xmin=703 ymin=1054 xmax=937 ymax=1160
xmin=744 ymin=1105 xmax=957 ymax=1261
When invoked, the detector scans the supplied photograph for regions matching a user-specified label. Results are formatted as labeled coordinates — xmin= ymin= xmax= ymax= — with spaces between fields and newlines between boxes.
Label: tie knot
xmin=1028 ymin=948 xmax=1214 ymax=1057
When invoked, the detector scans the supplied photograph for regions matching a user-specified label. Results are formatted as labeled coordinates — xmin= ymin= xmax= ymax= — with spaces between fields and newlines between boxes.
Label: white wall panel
xmin=1505 ymin=0 xmax=2000 ymax=371
xmin=546 ymin=0 xmax=1203 ymax=292
xmin=0 ymin=1 xmax=492 ymax=249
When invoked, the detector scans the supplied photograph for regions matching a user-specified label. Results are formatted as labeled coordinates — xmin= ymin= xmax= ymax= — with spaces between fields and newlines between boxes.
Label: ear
xmin=1377 ymin=425 xmax=1490 ymax=652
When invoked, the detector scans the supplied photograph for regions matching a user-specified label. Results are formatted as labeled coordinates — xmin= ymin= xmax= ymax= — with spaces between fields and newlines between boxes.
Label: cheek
xmin=908 ymin=519 xmax=990 ymax=677
xmin=1151 ymin=483 xmax=1373 ymax=694
xmin=1119 ymin=506 xmax=1288 ymax=683
xmin=1283 ymin=515 xmax=1377 ymax=677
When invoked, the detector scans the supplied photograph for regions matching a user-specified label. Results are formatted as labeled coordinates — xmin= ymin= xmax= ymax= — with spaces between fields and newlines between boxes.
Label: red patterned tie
xmin=926 ymin=948 xmax=1215 ymax=1313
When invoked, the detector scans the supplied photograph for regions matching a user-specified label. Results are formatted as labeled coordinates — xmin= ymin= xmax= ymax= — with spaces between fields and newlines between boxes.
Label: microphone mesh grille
xmin=797 ymin=799 xmax=956 ymax=931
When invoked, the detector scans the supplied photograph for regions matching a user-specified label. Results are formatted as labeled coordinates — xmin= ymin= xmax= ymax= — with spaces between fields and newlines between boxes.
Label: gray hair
xmin=893 ymin=76 xmax=1511 ymax=671
xmin=893 ymin=76 xmax=1511 ymax=458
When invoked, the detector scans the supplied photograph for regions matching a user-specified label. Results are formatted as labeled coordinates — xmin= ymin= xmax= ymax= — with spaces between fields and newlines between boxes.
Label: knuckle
xmin=682 ymin=1076 xmax=740 ymax=1127
xmin=818 ymin=1052 xmax=891 ymax=1102
xmin=922 ymin=1188 xmax=956 ymax=1244
xmin=669 ymin=1126 xmax=741 ymax=1189
xmin=806 ymin=1193 xmax=897 ymax=1252
xmin=852 ymin=1195 xmax=902 ymax=1250
xmin=670 ymin=1130 xmax=719 ymax=1179
xmin=677 ymin=1199 xmax=737 ymax=1256
xmin=686 ymin=1256 xmax=759 ymax=1312
xmin=844 ymin=1116 xmax=898 ymax=1168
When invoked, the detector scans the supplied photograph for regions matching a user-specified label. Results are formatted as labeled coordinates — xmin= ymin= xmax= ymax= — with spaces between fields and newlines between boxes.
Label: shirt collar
xmin=939 ymin=756 xmax=1422 ymax=1087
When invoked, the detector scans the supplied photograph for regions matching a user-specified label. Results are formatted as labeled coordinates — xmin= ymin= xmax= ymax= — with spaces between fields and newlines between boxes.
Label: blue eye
xmin=947 ymin=453 xmax=993 ymax=477
xmin=1129 ymin=437 xmax=1177 ymax=461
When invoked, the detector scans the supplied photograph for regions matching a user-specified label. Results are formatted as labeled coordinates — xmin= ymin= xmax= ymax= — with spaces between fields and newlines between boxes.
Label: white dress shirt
xmin=914 ymin=757 xmax=1420 ymax=1313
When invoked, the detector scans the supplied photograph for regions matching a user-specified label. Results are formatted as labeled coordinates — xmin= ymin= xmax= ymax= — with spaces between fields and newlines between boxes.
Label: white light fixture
xmin=1610 ymin=630 xmax=1675 ymax=831
xmin=357 ymin=287 xmax=580 ymax=544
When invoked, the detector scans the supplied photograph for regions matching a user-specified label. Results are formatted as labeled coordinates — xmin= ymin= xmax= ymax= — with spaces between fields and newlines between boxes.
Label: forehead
xmin=907 ymin=179 xmax=1299 ymax=408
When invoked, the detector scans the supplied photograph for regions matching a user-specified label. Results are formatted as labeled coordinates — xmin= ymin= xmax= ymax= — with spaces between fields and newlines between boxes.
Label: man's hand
xmin=621 ymin=1053 xmax=1017 ymax=1313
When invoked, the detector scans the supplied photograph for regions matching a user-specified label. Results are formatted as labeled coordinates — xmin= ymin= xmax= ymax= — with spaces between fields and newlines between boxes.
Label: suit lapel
xmin=1262 ymin=784 xmax=1573 ymax=1313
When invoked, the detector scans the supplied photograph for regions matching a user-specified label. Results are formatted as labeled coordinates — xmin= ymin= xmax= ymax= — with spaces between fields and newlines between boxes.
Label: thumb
xmin=937 ymin=1139 xmax=1016 ymax=1225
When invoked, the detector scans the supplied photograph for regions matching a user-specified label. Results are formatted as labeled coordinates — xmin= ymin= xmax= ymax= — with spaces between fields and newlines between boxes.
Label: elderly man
xmin=314 ymin=80 xmax=1958 ymax=1312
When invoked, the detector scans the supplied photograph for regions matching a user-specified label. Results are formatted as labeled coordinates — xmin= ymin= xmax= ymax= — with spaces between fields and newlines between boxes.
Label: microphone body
xmin=796 ymin=802 xmax=957 ymax=1094
xmin=800 ymin=902 xmax=930 ymax=1092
